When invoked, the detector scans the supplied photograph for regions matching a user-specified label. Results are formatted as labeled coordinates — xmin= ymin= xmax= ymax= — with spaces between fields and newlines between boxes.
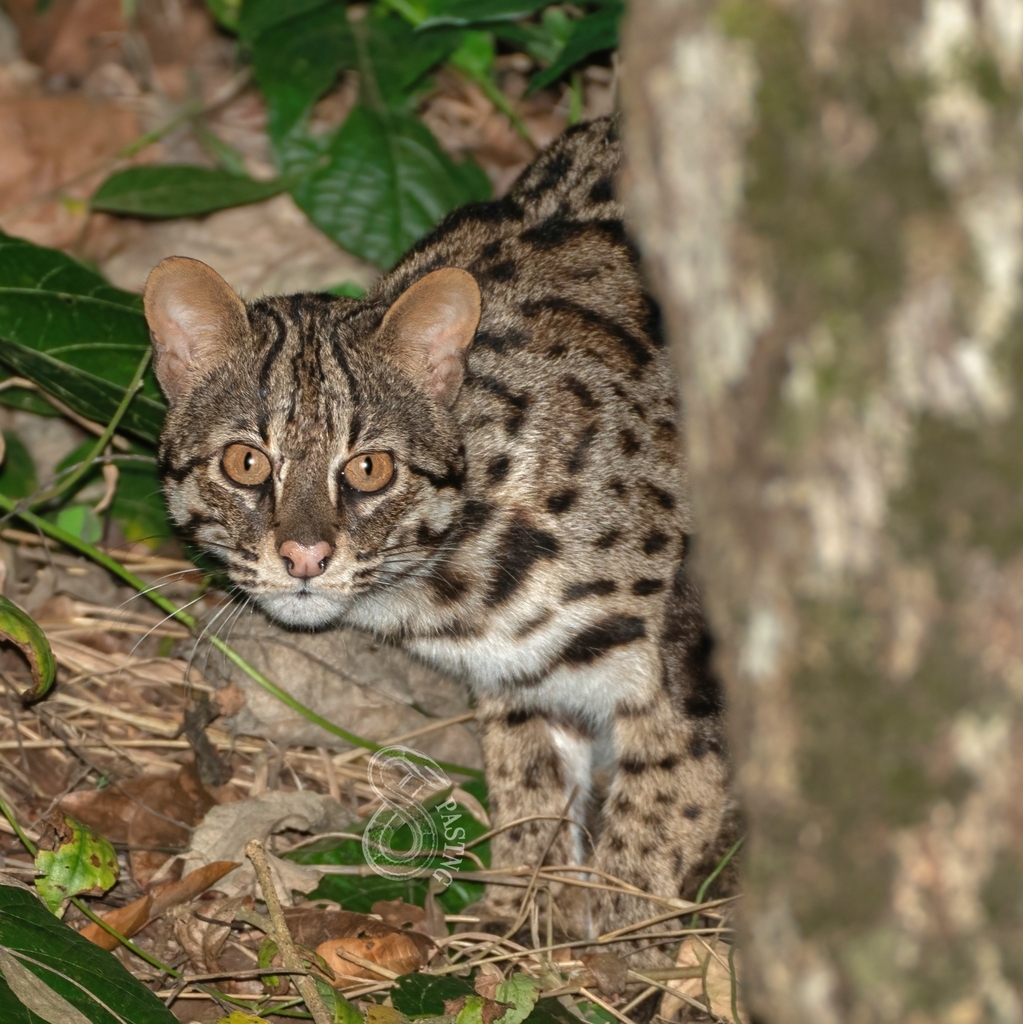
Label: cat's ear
xmin=143 ymin=257 xmax=248 ymax=405
xmin=378 ymin=268 xmax=481 ymax=406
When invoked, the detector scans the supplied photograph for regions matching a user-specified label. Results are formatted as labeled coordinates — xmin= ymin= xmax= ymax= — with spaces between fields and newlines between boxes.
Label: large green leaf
xmin=290 ymin=105 xmax=490 ymax=269
xmin=91 ymin=166 xmax=287 ymax=217
xmin=253 ymin=8 xmax=461 ymax=142
xmin=528 ymin=0 xmax=622 ymax=91
xmin=0 ymin=232 xmax=164 ymax=443
xmin=0 ymin=878 xmax=178 ymax=1023
xmin=238 ymin=0 xmax=336 ymax=40
xmin=251 ymin=3 xmax=356 ymax=142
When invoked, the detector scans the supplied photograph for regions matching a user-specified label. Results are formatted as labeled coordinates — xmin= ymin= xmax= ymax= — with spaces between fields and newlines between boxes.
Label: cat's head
xmin=144 ymin=257 xmax=481 ymax=629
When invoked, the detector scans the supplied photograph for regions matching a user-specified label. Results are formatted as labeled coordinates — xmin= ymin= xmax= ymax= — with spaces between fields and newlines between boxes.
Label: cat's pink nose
xmin=279 ymin=540 xmax=332 ymax=579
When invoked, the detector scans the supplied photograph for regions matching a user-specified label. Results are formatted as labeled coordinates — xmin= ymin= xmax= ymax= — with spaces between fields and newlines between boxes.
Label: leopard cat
xmin=145 ymin=117 xmax=736 ymax=942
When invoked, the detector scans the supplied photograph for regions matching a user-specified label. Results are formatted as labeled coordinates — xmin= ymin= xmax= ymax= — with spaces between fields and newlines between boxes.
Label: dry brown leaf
xmin=149 ymin=859 xmax=240 ymax=917
xmin=318 ymin=932 xmax=426 ymax=985
xmin=580 ymin=952 xmax=628 ymax=996
xmin=78 ymin=894 xmax=153 ymax=950
xmin=173 ymin=894 xmax=248 ymax=974
xmin=474 ymin=962 xmax=504 ymax=1000
xmin=371 ymin=897 xmax=431 ymax=937
xmin=60 ymin=763 xmax=216 ymax=887
xmin=659 ymin=938 xmax=747 ymax=1023
xmin=0 ymin=94 xmax=140 ymax=249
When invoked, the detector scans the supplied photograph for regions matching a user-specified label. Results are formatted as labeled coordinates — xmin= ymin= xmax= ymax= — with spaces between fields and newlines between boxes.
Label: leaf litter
xmin=0 ymin=1 xmax=741 ymax=1021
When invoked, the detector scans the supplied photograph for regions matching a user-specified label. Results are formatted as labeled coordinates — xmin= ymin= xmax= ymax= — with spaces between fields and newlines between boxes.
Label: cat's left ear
xmin=144 ymin=257 xmax=249 ymax=406
xmin=378 ymin=268 xmax=481 ymax=406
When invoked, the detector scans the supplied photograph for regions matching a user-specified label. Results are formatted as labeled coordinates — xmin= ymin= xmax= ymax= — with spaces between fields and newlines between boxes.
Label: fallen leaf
xmin=372 ymin=897 xmax=431 ymax=936
xmin=580 ymin=952 xmax=628 ymax=996
xmin=318 ymin=931 xmax=426 ymax=985
xmin=149 ymin=859 xmax=240 ymax=917
xmin=173 ymin=894 xmax=248 ymax=974
xmin=34 ymin=811 xmax=118 ymax=914
xmin=78 ymin=894 xmax=153 ymax=951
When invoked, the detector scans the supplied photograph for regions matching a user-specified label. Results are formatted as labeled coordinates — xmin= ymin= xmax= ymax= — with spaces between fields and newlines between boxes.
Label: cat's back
xmin=380 ymin=119 xmax=689 ymax=703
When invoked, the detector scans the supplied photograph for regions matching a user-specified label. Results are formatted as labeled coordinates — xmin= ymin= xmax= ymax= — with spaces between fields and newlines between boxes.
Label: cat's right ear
xmin=143 ymin=257 xmax=248 ymax=405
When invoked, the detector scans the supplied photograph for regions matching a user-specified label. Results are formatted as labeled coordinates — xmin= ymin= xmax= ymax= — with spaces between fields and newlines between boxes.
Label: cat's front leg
xmin=591 ymin=691 xmax=732 ymax=943
xmin=472 ymin=695 xmax=593 ymax=937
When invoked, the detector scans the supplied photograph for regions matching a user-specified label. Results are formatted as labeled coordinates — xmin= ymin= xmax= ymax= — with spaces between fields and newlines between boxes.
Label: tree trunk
xmin=621 ymin=1 xmax=1023 ymax=1020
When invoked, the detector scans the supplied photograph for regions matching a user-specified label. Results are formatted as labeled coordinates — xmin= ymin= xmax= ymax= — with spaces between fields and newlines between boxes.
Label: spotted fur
xmin=151 ymin=118 xmax=735 ymax=939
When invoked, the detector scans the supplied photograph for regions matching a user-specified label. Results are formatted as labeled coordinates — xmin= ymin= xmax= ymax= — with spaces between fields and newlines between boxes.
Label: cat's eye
xmin=222 ymin=444 xmax=272 ymax=486
xmin=343 ymin=452 xmax=395 ymax=493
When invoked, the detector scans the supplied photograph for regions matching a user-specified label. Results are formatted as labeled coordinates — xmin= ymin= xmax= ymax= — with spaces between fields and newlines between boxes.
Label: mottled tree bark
xmin=621 ymin=1 xmax=1023 ymax=1020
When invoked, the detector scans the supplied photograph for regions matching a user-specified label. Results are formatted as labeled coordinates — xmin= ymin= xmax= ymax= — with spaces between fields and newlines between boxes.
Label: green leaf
xmin=54 ymin=505 xmax=103 ymax=545
xmin=494 ymin=975 xmax=541 ymax=1024
xmin=290 ymin=104 xmax=490 ymax=269
xmin=251 ymin=3 xmax=355 ymax=142
xmin=0 ymin=431 xmax=37 ymax=500
xmin=0 ymin=232 xmax=165 ymax=444
xmin=0 ymin=878 xmax=178 ymax=1022
xmin=238 ymin=0 xmax=336 ymax=41
xmin=252 ymin=8 xmax=461 ymax=142
xmin=420 ymin=0 xmax=550 ymax=28
xmin=34 ymin=816 xmax=118 ymax=913
xmin=528 ymin=0 xmax=622 ymax=92
xmin=0 ymin=595 xmax=54 ymax=702
xmin=392 ymin=973 xmax=476 ymax=1017
xmin=92 ymin=166 xmax=287 ymax=218
xmin=291 ymin=784 xmax=489 ymax=913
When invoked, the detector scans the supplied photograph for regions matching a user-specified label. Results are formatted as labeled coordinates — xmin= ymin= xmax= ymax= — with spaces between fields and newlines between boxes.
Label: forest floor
xmin=0 ymin=2 xmax=741 ymax=1022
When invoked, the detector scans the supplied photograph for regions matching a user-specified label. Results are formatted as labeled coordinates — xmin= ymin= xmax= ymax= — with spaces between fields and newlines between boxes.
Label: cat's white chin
xmin=259 ymin=590 xmax=348 ymax=629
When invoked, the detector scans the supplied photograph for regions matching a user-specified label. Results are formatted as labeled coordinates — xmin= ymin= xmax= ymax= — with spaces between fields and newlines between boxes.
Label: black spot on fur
xmin=525 ymin=151 xmax=573 ymax=197
xmin=546 ymin=490 xmax=577 ymax=514
xmin=480 ymin=240 xmax=502 ymax=259
xmin=655 ymin=791 xmax=675 ymax=805
xmin=479 ymin=260 xmax=518 ymax=283
xmin=620 ymin=758 xmax=648 ymax=775
xmin=594 ymin=529 xmax=620 ymax=549
xmin=563 ymin=579 xmax=617 ymax=601
xmin=644 ymin=482 xmax=676 ymax=509
xmin=643 ymin=531 xmax=669 ymax=555
xmin=632 ymin=578 xmax=665 ymax=596
xmin=683 ymin=805 xmax=703 ymax=820
xmin=589 ymin=176 xmax=614 ymax=204
xmin=486 ymin=517 xmax=560 ymax=605
xmin=619 ymin=428 xmax=641 ymax=455
xmin=561 ymin=375 xmax=599 ymax=409
xmin=607 ymin=834 xmax=626 ymax=853
xmin=474 ymin=327 xmax=529 ymax=353
xmin=561 ymin=614 xmax=647 ymax=664
xmin=567 ymin=423 xmax=598 ymax=473
xmin=486 ymin=455 xmax=511 ymax=484
xmin=659 ymin=755 xmax=679 ymax=771
xmin=506 ymin=709 xmax=536 ymax=727
xmin=459 ymin=499 xmax=493 ymax=535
